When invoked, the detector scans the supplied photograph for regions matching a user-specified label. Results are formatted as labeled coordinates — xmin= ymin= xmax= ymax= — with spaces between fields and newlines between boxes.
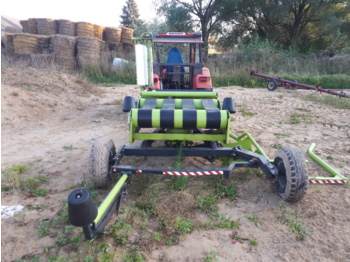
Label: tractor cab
xmin=134 ymin=32 xmax=212 ymax=90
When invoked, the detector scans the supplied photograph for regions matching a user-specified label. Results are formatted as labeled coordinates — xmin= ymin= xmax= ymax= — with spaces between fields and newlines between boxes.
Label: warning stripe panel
xmin=308 ymin=180 xmax=347 ymax=184
xmin=163 ymin=171 xmax=224 ymax=176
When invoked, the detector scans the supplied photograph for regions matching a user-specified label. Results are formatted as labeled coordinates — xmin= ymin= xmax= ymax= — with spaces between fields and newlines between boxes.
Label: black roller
xmin=68 ymin=189 xmax=98 ymax=227
xmin=122 ymin=96 xmax=136 ymax=112
xmin=222 ymin=97 xmax=236 ymax=113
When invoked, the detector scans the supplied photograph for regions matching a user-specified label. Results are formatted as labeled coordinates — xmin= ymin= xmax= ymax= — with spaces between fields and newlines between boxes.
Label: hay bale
xmin=94 ymin=24 xmax=104 ymax=40
xmin=121 ymin=27 xmax=134 ymax=44
xmin=5 ymin=33 xmax=15 ymax=54
xmin=123 ymin=43 xmax=134 ymax=53
xmin=13 ymin=34 xmax=39 ymax=54
xmin=37 ymin=36 xmax=51 ymax=54
xmin=55 ymin=56 xmax=76 ymax=71
xmin=21 ymin=19 xmax=38 ymax=34
xmin=37 ymin=18 xmax=57 ymax=35
xmin=57 ymin=20 xmax=76 ymax=36
xmin=20 ymin=20 xmax=29 ymax=33
xmin=76 ymin=22 xmax=94 ymax=37
xmin=50 ymin=35 xmax=76 ymax=57
xmin=76 ymin=36 xmax=104 ymax=67
xmin=103 ymin=27 xmax=121 ymax=44
xmin=27 ymin=18 xmax=38 ymax=34
xmin=30 ymin=54 xmax=55 ymax=68
xmin=107 ymin=43 xmax=123 ymax=52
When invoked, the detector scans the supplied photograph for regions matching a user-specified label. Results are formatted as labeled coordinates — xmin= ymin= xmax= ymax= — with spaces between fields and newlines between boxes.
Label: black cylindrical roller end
xmin=68 ymin=189 xmax=98 ymax=227
xmin=222 ymin=97 xmax=236 ymax=114
xmin=122 ymin=96 xmax=136 ymax=112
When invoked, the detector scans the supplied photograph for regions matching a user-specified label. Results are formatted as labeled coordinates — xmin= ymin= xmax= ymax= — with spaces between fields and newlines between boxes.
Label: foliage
xmin=159 ymin=2 xmax=193 ymax=32
xmin=120 ymin=0 xmax=140 ymax=29
xmin=2 ymin=164 xmax=28 ymax=188
xmin=274 ymin=200 xmax=311 ymax=240
xmin=218 ymin=0 xmax=350 ymax=53
xmin=175 ymin=217 xmax=195 ymax=235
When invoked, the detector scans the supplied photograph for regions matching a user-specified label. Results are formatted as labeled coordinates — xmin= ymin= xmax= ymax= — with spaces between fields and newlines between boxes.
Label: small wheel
xmin=273 ymin=147 xmax=308 ymax=202
xmin=89 ymin=139 xmax=117 ymax=188
xmin=267 ymin=79 xmax=277 ymax=91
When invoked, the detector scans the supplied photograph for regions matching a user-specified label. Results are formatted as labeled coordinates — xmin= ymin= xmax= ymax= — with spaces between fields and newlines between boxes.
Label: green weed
xmin=21 ymin=175 xmax=50 ymax=196
xmin=244 ymin=214 xmax=262 ymax=229
xmin=27 ymin=204 xmax=47 ymax=211
xmin=215 ymin=181 xmax=238 ymax=199
xmin=203 ymin=213 xmax=240 ymax=230
xmin=153 ymin=232 xmax=163 ymax=242
xmin=175 ymin=217 xmax=195 ymax=235
xmin=274 ymin=133 xmax=292 ymax=138
xmin=36 ymin=220 xmax=51 ymax=237
xmin=301 ymin=93 xmax=350 ymax=109
xmin=2 ymin=164 xmax=28 ymax=188
xmin=271 ymin=144 xmax=283 ymax=149
xmin=274 ymin=200 xmax=311 ymax=240
xmin=83 ymin=255 xmax=95 ymax=262
xmin=197 ymin=194 xmax=218 ymax=213
xmin=205 ymin=250 xmax=219 ymax=262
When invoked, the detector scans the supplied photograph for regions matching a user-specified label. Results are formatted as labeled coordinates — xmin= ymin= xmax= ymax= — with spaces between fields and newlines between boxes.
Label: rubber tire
xmin=89 ymin=139 xmax=116 ymax=188
xmin=274 ymin=147 xmax=308 ymax=202
xmin=267 ymin=79 xmax=277 ymax=91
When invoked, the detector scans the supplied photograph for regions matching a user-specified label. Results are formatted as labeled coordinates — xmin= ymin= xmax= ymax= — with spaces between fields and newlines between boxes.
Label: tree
xmin=120 ymin=0 xmax=141 ymax=29
xmin=160 ymin=0 xmax=238 ymax=61
xmin=219 ymin=0 xmax=350 ymax=53
xmin=162 ymin=2 xmax=193 ymax=32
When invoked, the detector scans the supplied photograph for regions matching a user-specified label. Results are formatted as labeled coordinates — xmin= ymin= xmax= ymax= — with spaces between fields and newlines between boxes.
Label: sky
xmin=1 ymin=0 xmax=155 ymax=27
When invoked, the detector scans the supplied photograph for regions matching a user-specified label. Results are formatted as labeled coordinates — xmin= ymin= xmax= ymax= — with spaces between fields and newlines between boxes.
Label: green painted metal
xmin=132 ymin=133 xmax=227 ymax=142
xmin=131 ymin=109 xmax=229 ymax=129
xmin=228 ymin=132 xmax=271 ymax=160
xmin=307 ymin=143 xmax=348 ymax=182
xmin=138 ymin=98 xmax=220 ymax=110
xmin=140 ymin=91 xmax=218 ymax=99
xmin=94 ymin=174 xmax=128 ymax=225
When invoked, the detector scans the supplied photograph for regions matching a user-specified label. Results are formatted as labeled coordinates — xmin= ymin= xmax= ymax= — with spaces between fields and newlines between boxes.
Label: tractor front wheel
xmin=274 ymin=147 xmax=308 ymax=202
xmin=89 ymin=139 xmax=117 ymax=188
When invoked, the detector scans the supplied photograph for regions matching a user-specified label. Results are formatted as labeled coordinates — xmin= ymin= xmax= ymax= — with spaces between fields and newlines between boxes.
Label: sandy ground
xmin=1 ymin=67 xmax=350 ymax=262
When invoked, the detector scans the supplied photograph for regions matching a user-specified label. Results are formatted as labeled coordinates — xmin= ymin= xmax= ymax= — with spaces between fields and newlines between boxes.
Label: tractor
xmin=68 ymin=32 xmax=308 ymax=240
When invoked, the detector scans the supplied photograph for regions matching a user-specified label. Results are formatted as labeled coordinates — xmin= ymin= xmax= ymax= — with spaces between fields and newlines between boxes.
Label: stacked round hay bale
xmin=121 ymin=27 xmax=134 ymax=53
xmin=94 ymin=24 xmax=104 ymax=40
xmin=20 ymin=19 xmax=38 ymax=34
xmin=76 ymin=22 xmax=94 ymax=37
xmin=50 ymin=35 xmax=76 ymax=71
xmin=13 ymin=34 xmax=39 ymax=54
xmin=5 ymin=33 xmax=15 ymax=54
xmin=121 ymin=27 xmax=134 ymax=44
xmin=103 ymin=27 xmax=122 ymax=51
xmin=37 ymin=18 xmax=57 ymax=35
xmin=76 ymin=36 xmax=104 ymax=68
xmin=57 ymin=19 xmax=76 ymax=36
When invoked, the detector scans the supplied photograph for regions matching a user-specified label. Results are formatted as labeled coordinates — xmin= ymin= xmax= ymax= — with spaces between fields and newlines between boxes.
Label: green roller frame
xmin=307 ymin=143 xmax=348 ymax=184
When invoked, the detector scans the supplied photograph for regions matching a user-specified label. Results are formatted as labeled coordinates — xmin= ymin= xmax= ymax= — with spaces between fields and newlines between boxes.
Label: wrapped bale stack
xmin=76 ymin=22 xmax=94 ymax=37
xmin=50 ymin=35 xmax=76 ymax=71
xmin=57 ymin=19 xmax=76 ymax=36
xmin=76 ymin=36 xmax=104 ymax=68
xmin=37 ymin=18 xmax=57 ymax=35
